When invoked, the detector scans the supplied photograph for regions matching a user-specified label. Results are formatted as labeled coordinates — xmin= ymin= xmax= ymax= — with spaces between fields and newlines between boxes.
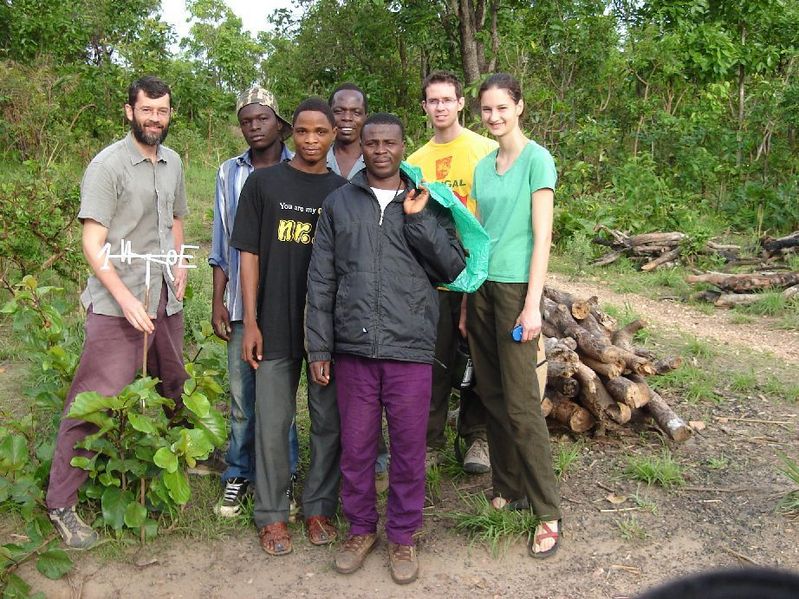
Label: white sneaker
xmin=463 ymin=439 xmax=490 ymax=474
xmin=215 ymin=478 xmax=249 ymax=517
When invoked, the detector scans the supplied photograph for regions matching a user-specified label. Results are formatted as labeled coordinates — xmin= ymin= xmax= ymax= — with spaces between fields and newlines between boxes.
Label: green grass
xmin=706 ymin=454 xmax=730 ymax=470
xmin=616 ymin=515 xmax=648 ymax=541
xmin=625 ymin=450 xmax=685 ymax=488
xmin=730 ymin=370 xmax=758 ymax=394
xmin=448 ymin=493 xmax=539 ymax=557
xmin=762 ymin=376 xmax=799 ymax=402
xmin=650 ymin=365 xmax=720 ymax=404
xmin=630 ymin=489 xmax=658 ymax=514
xmin=736 ymin=292 xmax=790 ymax=317
xmin=553 ymin=440 xmax=583 ymax=480
xmin=683 ymin=336 xmax=715 ymax=359
xmin=778 ymin=454 xmax=799 ymax=516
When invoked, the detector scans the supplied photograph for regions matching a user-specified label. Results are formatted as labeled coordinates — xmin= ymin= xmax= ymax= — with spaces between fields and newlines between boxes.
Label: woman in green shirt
xmin=467 ymin=73 xmax=562 ymax=558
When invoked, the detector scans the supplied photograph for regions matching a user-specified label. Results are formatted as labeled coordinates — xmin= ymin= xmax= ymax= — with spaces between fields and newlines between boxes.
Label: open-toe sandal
xmin=528 ymin=519 xmax=561 ymax=559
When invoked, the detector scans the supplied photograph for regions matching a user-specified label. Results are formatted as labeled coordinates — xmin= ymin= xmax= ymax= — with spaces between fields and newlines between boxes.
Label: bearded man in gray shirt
xmin=46 ymin=76 xmax=190 ymax=549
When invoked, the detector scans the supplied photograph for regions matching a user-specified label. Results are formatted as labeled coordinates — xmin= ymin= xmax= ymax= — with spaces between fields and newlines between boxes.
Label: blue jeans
xmin=223 ymin=322 xmax=299 ymax=482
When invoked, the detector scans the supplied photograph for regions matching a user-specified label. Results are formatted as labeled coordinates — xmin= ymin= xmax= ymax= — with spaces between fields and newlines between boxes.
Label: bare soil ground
xmin=8 ymin=276 xmax=799 ymax=599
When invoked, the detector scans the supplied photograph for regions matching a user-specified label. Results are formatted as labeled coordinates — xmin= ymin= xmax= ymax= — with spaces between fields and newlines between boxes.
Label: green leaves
xmin=101 ymin=487 xmax=135 ymax=531
xmin=153 ymin=447 xmax=178 ymax=473
xmin=0 ymin=435 xmax=28 ymax=476
xmin=162 ymin=470 xmax=190 ymax=505
xmin=36 ymin=548 xmax=73 ymax=580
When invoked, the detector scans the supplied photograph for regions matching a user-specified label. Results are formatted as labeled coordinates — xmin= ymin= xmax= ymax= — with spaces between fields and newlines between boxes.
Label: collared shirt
xmin=326 ymin=144 xmax=365 ymax=180
xmin=79 ymin=133 xmax=188 ymax=318
xmin=208 ymin=145 xmax=293 ymax=321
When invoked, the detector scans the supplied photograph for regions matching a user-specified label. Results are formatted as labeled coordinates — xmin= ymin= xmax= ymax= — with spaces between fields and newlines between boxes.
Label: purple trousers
xmin=46 ymin=286 xmax=186 ymax=509
xmin=335 ymin=354 xmax=431 ymax=546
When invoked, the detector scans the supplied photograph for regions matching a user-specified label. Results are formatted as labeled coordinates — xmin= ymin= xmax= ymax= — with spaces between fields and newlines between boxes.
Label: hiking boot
xmin=48 ymin=506 xmax=99 ymax=549
xmin=463 ymin=439 xmax=490 ymax=474
xmin=334 ymin=533 xmax=378 ymax=574
xmin=388 ymin=542 xmax=418 ymax=584
xmin=215 ymin=477 xmax=249 ymax=517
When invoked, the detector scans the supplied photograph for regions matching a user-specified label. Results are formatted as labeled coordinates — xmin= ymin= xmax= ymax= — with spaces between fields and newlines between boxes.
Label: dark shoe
xmin=388 ymin=542 xmax=419 ymax=584
xmin=259 ymin=521 xmax=292 ymax=556
xmin=48 ymin=506 xmax=99 ymax=549
xmin=215 ymin=477 xmax=249 ymax=518
xmin=306 ymin=515 xmax=337 ymax=545
xmin=463 ymin=439 xmax=490 ymax=474
xmin=334 ymin=533 xmax=378 ymax=574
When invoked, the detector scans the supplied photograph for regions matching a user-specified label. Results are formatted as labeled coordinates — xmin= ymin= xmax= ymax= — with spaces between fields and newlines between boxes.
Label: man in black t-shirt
xmin=231 ymin=97 xmax=347 ymax=557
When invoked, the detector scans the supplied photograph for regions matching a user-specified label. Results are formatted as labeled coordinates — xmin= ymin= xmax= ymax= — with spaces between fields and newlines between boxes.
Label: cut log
xmin=543 ymin=336 xmax=578 ymax=353
xmin=685 ymin=271 xmax=799 ymax=292
xmin=581 ymin=356 xmax=625 ymax=378
xmin=604 ymin=375 xmax=648 ymax=409
xmin=653 ymin=356 xmax=683 ymax=375
xmin=579 ymin=312 xmax=613 ymax=341
xmin=543 ymin=286 xmax=591 ymax=320
xmin=547 ymin=359 xmax=579 ymax=381
xmin=761 ymin=231 xmax=799 ymax=254
xmin=629 ymin=232 xmax=687 ymax=246
xmin=549 ymin=376 xmax=580 ymax=398
xmin=575 ymin=363 xmax=631 ymax=425
xmin=634 ymin=347 xmax=658 ymax=361
xmin=641 ymin=248 xmax=681 ymax=272
xmin=540 ymin=396 xmax=553 ymax=418
xmin=632 ymin=243 xmax=679 ymax=256
xmin=549 ymin=394 xmax=596 ymax=433
xmin=615 ymin=346 xmax=657 ymax=376
xmin=592 ymin=250 xmax=623 ymax=267
xmin=645 ymin=390 xmax=692 ymax=443
xmin=541 ymin=319 xmax=562 ymax=340
xmin=612 ymin=319 xmax=647 ymax=352
xmin=544 ymin=300 xmax=622 ymax=363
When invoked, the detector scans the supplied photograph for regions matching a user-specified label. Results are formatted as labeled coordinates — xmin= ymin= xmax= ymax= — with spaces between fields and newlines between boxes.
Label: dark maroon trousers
xmin=46 ymin=286 xmax=186 ymax=509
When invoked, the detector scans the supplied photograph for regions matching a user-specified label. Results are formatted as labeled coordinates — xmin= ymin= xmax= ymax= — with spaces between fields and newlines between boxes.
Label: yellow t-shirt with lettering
xmin=407 ymin=128 xmax=497 ymax=215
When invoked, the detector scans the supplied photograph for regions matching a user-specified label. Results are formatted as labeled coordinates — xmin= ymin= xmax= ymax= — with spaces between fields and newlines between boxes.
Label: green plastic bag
xmin=401 ymin=162 xmax=489 ymax=293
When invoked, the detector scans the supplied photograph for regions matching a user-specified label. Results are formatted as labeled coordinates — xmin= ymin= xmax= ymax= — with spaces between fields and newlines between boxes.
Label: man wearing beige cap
xmin=209 ymin=85 xmax=295 ymax=517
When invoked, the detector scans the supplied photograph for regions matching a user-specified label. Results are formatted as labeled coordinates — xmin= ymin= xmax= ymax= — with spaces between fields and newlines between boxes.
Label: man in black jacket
xmin=306 ymin=113 xmax=465 ymax=585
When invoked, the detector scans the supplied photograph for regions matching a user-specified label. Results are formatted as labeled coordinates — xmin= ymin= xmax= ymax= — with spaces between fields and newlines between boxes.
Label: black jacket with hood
xmin=305 ymin=169 xmax=466 ymax=365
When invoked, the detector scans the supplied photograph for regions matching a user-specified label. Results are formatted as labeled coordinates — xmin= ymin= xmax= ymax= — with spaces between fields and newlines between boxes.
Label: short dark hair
xmin=421 ymin=71 xmax=463 ymax=102
xmin=361 ymin=112 xmax=405 ymax=139
xmin=292 ymin=97 xmax=336 ymax=127
xmin=328 ymin=82 xmax=368 ymax=113
xmin=478 ymin=72 xmax=523 ymax=105
xmin=128 ymin=76 xmax=171 ymax=107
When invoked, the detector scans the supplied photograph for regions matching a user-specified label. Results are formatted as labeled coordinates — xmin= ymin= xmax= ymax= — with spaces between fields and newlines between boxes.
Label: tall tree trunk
xmin=448 ymin=0 xmax=498 ymax=113
xmin=736 ymin=23 xmax=746 ymax=169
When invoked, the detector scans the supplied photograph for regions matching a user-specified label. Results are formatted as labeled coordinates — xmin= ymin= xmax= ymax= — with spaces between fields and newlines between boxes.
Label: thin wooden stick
xmin=722 ymin=545 xmax=759 ymax=565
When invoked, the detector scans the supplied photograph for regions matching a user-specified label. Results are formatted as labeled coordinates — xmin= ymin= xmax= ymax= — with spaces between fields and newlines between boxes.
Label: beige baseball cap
xmin=236 ymin=86 xmax=292 ymax=138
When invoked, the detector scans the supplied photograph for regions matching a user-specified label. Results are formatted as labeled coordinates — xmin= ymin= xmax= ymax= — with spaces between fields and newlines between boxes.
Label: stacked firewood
xmin=540 ymin=287 xmax=692 ymax=442
xmin=592 ymin=227 xmax=799 ymax=273
xmin=688 ymin=271 xmax=799 ymax=308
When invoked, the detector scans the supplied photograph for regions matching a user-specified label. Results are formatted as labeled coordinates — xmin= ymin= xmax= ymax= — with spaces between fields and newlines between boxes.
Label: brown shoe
xmin=258 ymin=521 xmax=292 ymax=556
xmin=306 ymin=515 xmax=338 ymax=546
xmin=334 ymin=533 xmax=378 ymax=574
xmin=388 ymin=542 xmax=418 ymax=584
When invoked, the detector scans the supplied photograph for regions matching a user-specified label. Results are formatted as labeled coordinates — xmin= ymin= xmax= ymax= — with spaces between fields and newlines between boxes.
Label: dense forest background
xmin=1 ymin=0 xmax=798 ymax=288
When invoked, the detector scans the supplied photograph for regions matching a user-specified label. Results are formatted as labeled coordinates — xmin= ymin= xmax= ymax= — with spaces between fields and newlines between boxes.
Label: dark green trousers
xmin=467 ymin=281 xmax=561 ymax=520
xmin=428 ymin=290 xmax=487 ymax=449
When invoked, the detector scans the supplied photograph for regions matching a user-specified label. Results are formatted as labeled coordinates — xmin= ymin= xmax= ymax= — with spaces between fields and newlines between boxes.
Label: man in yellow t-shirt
xmin=407 ymin=71 xmax=497 ymax=474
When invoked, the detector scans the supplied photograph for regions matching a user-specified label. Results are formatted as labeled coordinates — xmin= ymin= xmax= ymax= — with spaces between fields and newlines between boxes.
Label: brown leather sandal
xmin=259 ymin=521 xmax=292 ymax=556
xmin=306 ymin=515 xmax=338 ymax=545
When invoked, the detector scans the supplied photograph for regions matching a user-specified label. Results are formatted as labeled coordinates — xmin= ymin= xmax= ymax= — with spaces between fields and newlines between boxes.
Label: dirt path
xmin=13 ymin=278 xmax=799 ymax=598
xmin=549 ymin=273 xmax=799 ymax=364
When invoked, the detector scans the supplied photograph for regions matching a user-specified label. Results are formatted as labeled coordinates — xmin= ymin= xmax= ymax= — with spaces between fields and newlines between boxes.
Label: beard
xmin=130 ymin=116 xmax=170 ymax=146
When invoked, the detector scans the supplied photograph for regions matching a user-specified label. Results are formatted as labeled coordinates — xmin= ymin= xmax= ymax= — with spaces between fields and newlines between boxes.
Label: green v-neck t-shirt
xmin=471 ymin=141 xmax=557 ymax=283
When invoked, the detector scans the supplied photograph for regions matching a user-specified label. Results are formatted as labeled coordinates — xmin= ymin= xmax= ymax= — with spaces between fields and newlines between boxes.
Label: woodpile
xmin=592 ymin=227 xmax=799 ymax=272
xmin=689 ymin=272 xmax=799 ymax=308
xmin=540 ymin=286 xmax=692 ymax=442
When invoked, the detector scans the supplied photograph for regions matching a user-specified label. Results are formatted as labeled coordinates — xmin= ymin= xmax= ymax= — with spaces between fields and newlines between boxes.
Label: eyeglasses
xmin=136 ymin=106 xmax=171 ymax=118
xmin=424 ymin=98 xmax=458 ymax=107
